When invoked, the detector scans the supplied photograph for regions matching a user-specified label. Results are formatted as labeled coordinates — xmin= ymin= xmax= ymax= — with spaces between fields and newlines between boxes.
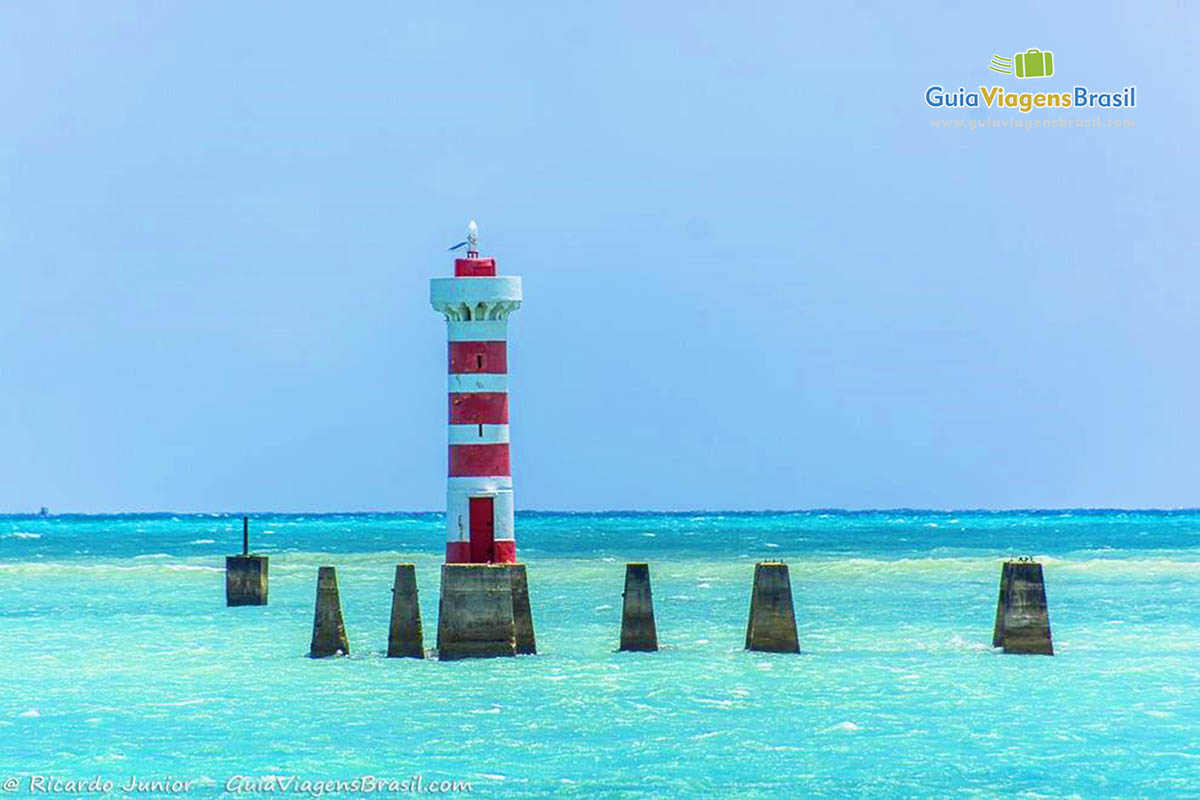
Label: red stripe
xmin=449 ymin=444 xmax=511 ymax=477
xmin=454 ymin=257 xmax=497 ymax=277
xmin=449 ymin=392 xmax=508 ymax=424
xmin=446 ymin=541 xmax=470 ymax=563
xmin=446 ymin=539 xmax=514 ymax=564
xmin=449 ymin=341 xmax=507 ymax=374
xmin=493 ymin=540 xmax=516 ymax=564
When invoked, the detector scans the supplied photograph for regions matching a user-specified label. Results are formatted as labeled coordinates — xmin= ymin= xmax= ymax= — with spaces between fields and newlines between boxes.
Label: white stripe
xmin=447 ymin=320 xmax=508 ymax=342
xmin=430 ymin=276 xmax=522 ymax=306
xmin=448 ymin=424 xmax=509 ymax=444
xmin=448 ymin=373 xmax=507 ymax=393
xmin=448 ymin=476 xmax=513 ymax=492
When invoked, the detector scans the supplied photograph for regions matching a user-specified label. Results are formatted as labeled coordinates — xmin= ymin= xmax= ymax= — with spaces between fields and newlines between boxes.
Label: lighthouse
xmin=430 ymin=221 xmax=522 ymax=564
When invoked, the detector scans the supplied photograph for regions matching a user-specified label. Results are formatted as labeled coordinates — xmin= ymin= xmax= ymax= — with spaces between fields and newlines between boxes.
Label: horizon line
xmin=3 ymin=506 xmax=1200 ymax=518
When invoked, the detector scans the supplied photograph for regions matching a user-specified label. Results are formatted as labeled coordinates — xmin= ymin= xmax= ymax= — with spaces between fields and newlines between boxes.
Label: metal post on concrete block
xmin=225 ymin=516 xmax=267 ymax=606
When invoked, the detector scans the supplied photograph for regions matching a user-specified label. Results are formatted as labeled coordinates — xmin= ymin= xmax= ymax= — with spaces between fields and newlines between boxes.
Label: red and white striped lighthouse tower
xmin=430 ymin=221 xmax=522 ymax=564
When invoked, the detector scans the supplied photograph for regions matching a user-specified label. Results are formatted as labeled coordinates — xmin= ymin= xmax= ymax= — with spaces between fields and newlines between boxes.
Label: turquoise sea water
xmin=1 ymin=511 xmax=1199 ymax=798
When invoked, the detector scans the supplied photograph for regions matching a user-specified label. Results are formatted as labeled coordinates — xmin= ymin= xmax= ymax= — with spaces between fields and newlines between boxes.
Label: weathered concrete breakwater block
xmin=309 ymin=566 xmax=350 ymax=658
xmin=387 ymin=564 xmax=424 ymax=659
xmin=745 ymin=562 xmax=800 ymax=654
xmin=993 ymin=560 xmax=1053 ymax=655
xmin=437 ymin=564 xmax=517 ymax=661
xmin=509 ymin=564 xmax=537 ymax=655
xmin=225 ymin=555 xmax=268 ymax=606
xmin=619 ymin=563 xmax=658 ymax=652
xmin=226 ymin=516 xmax=267 ymax=606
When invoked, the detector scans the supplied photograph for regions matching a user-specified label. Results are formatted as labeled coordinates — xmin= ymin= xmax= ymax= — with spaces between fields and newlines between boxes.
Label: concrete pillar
xmin=436 ymin=564 xmax=517 ymax=661
xmin=995 ymin=560 xmax=1054 ymax=655
xmin=745 ymin=562 xmax=800 ymax=653
xmin=387 ymin=564 xmax=424 ymax=659
xmin=991 ymin=561 xmax=1013 ymax=647
xmin=225 ymin=555 xmax=268 ymax=606
xmin=619 ymin=563 xmax=658 ymax=652
xmin=309 ymin=566 xmax=350 ymax=658
xmin=509 ymin=563 xmax=537 ymax=655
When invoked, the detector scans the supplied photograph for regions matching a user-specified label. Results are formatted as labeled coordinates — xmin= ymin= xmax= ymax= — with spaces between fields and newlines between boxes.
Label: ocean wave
xmin=797 ymin=555 xmax=1200 ymax=579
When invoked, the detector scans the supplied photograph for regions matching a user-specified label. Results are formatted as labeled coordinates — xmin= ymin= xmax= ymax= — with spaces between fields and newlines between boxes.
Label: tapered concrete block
xmin=619 ymin=563 xmax=658 ymax=652
xmin=309 ymin=566 xmax=350 ymax=658
xmin=225 ymin=555 xmax=268 ymax=606
xmin=387 ymin=564 xmax=424 ymax=659
xmin=991 ymin=561 xmax=1013 ymax=648
xmin=994 ymin=560 xmax=1054 ymax=655
xmin=437 ymin=564 xmax=517 ymax=661
xmin=509 ymin=564 xmax=537 ymax=655
xmin=745 ymin=562 xmax=800 ymax=653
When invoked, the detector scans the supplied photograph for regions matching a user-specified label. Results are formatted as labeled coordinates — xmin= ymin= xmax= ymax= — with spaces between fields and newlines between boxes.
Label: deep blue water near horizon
xmin=2 ymin=511 xmax=1198 ymax=798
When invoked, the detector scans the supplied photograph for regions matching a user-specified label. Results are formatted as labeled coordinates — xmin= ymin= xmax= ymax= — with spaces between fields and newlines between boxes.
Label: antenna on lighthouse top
xmin=467 ymin=219 xmax=479 ymax=258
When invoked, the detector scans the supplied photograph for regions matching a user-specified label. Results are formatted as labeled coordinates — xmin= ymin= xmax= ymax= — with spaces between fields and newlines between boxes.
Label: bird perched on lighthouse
xmin=447 ymin=220 xmax=479 ymax=256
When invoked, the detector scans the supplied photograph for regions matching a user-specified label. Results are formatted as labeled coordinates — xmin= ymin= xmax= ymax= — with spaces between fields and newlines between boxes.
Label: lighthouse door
xmin=468 ymin=496 xmax=495 ymax=563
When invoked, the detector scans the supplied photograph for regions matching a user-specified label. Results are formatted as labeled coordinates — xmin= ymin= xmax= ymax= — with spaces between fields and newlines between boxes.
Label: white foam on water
xmin=5 ymin=532 xmax=41 ymax=539
xmin=189 ymin=539 xmax=215 ymax=544
xmin=694 ymin=698 xmax=734 ymax=708
xmin=18 ymin=709 xmax=39 ymax=718
xmin=947 ymin=635 xmax=992 ymax=652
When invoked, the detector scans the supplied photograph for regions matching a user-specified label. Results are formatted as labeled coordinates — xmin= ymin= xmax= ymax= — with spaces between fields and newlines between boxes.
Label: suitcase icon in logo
xmin=1014 ymin=48 xmax=1054 ymax=79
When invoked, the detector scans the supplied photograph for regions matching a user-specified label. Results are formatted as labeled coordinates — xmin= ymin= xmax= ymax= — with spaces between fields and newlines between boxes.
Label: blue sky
xmin=1 ymin=2 xmax=1196 ymax=512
